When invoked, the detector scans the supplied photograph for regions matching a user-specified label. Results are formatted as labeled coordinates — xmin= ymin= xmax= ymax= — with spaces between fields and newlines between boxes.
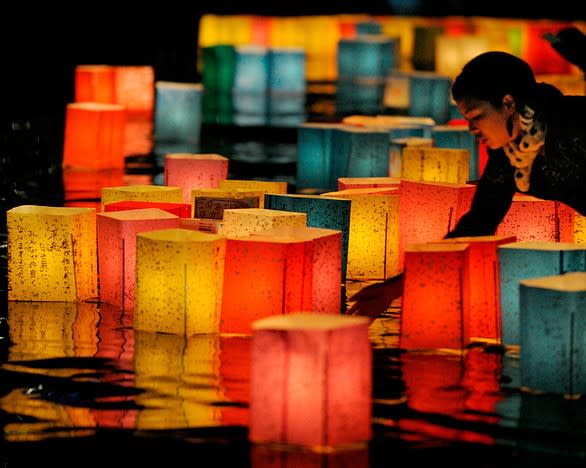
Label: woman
xmin=348 ymin=50 xmax=586 ymax=317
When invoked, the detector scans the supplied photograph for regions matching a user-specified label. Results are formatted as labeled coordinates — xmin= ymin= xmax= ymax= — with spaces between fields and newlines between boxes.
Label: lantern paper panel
xmin=520 ymin=272 xmax=586 ymax=396
xmin=221 ymin=236 xmax=313 ymax=334
xmin=249 ymin=313 xmax=372 ymax=448
xmin=264 ymin=193 xmax=351 ymax=284
xmin=62 ymin=102 xmax=126 ymax=170
xmin=74 ymin=65 xmax=116 ymax=104
xmin=432 ymin=124 xmax=481 ymax=181
xmin=218 ymin=179 xmax=288 ymax=207
xmin=388 ymin=136 xmax=433 ymax=179
xmin=337 ymin=177 xmax=401 ymax=191
xmin=104 ymin=200 xmax=191 ymax=218
xmin=113 ymin=65 xmax=155 ymax=116
xmin=221 ymin=208 xmax=306 ymax=237
xmin=164 ymin=153 xmax=229 ymax=204
xmin=251 ymin=225 xmax=343 ymax=314
xmin=191 ymin=188 xmax=263 ymax=219
xmin=400 ymin=243 xmax=471 ymax=351
xmin=398 ymin=180 xmax=475 ymax=270
xmin=401 ymin=146 xmax=470 ymax=185
xmin=434 ymin=34 xmax=490 ymax=80
xmin=7 ymin=205 xmax=98 ymax=302
xmin=496 ymin=195 xmax=576 ymax=242
xmin=576 ymin=213 xmax=586 ymax=244
xmin=408 ymin=71 xmax=452 ymax=124
xmin=432 ymin=235 xmax=517 ymax=344
xmin=101 ymin=184 xmax=183 ymax=212
xmin=498 ymin=241 xmax=586 ymax=348
xmin=134 ymin=229 xmax=226 ymax=335
xmin=97 ymin=208 xmax=180 ymax=310
xmin=322 ymin=188 xmax=400 ymax=280
xmin=133 ymin=331 xmax=223 ymax=429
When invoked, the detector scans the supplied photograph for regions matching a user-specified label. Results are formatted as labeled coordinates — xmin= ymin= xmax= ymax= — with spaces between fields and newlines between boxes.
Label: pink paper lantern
xmin=249 ymin=313 xmax=372 ymax=449
xmin=104 ymin=200 xmax=191 ymax=218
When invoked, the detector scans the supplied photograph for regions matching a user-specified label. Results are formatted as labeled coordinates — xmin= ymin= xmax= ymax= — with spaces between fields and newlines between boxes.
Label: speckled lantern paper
xmin=62 ymin=102 xmax=126 ymax=170
xmin=398 ymin=180 xmax=475 ymax=270
xmin=101 ymin=184 xmax=183 ymax=212
xmin=249 ymin=313 xmax=372 ymax=449
xmin=337 ymin=176 xmax=401 ymax=191
xmin=400 ymin=243 xmax=471 ymax=351
xmin=388 ymin=136 xmax=433 ymax=178
xmin=520 ymin=272 xmax=586 ymax=396
xmin=104 ymin=200 xmax=191 ymax=218
xmin=496 ymin=194 xmax=576 ymax=242
xmin=576 ymin=213 xmax=586 ymax=244
xmin=264 ymin=193 xmax=351 ymax=285
xmin=252 ymin=225 xmax=343 ymax=314
xmin=432 ymin=124 xmax=481 ymax=181
xmin=7 ymin=205 xmax=98 ymax=302
xmin=97 ymin=208 xmax=180 ymax=310
xmin=431 ymin=235 xmax=517 ymax=344
xmin=134 ymin=228 xmax=226 ymax=335
xmin=218 ymin=179 xmax=288 ymax=208
xmin=321 ymin=187 xmax=400 ymax=280
xmin=498 ymin=241 xmax=586 ymax=348
xmin=401 ymin=146 xmax=470 ymax=184
xmin=164 ymin=153 xmax=229 ymax=204
xmin=221 ymin=236 xmax=313 ymax=334
xmin=190 ymin=188 xmax=263 ymax=219
xmin=221 ymin=208 xmax=306 ymax=237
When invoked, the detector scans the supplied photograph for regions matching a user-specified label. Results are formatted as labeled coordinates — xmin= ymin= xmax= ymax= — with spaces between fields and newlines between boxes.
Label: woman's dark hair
xmin=451 ymin=51 xmax=537 ymax=108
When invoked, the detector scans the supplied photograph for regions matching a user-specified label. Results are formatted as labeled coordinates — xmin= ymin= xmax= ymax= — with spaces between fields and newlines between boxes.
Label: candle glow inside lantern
xmin=97 ymin=208 xmax=180 ymax=310
xmin=134 ymin=228 xmax=226 ymax=335
xmin=251 ymin=225 xmax=343 ymax=314
xmin=388 ymin=136 xmax=433 ymax=178
xmin=321 ymin=188 xmax=400 ymax=280
xmin=164 ymin=153 xmax=229 ymax=204
xmin=74 ymin=65 xmax=116 ymax=104
xmin=401 ymin=146 xmax=470 ymax=184
xmin=221 ymin=235 xmax=313 ymax=334
xmin=519 ymin=272 xmax=586 ymax=396
xmin=498 ymin=241 xmax=586 ymax=348
xmin=104 ymin=200 xmax=191 ymax=218
xmin=221 ymin=208 xmax=306 ymax=237
xmin=249 ymin=313 xmax=372 ymax=449
xmin=62 ymin=102 xmax=126 ymax=170
xmin=7 ymin=205 xmax=98 ymax=302
xmin=101 ymin=184 xmax=183 ymax=212
xmin=400 ymin=243 xmax=471 ymax=351
xmin=191 ymin=188 xmax=263 ymax=220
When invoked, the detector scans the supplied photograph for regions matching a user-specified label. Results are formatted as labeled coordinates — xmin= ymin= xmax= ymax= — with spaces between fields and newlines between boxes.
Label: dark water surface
xmin=2 ymin=115 xmax=586 ymax=467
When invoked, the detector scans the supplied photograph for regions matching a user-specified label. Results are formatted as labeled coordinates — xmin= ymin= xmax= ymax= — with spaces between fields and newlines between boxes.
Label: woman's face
xmin=455 ymin=96 xmax=515 ymax=149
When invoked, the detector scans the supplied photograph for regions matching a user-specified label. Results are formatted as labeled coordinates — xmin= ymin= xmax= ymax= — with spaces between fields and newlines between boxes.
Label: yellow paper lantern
xmin=401 ymin=146 xmax=470 ymax=184
xmin=218 ymin=179 xmax=288 ymax=207
xmin=101 ymin=184 xmax=183 ymax=212
xmin=221 ymin=208 xmax=307 ymax=237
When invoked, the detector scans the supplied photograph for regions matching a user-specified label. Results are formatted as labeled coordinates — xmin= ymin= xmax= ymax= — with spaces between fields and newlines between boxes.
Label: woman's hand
xmin=346 ymin=273 xmax=404 ymax=318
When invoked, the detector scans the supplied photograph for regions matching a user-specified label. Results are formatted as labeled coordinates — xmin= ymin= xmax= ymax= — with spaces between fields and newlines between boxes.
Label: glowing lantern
xmin=97 ymin=208 xmax=180 ymax=310
xmin=408 ymin=71 xmax=452 ymax=124
xmin=104 ymin=200 xmax=191 ymax=218
xmin=337 ymin=176 xmax=401 ymax=190
xmin=398 ymin=179 xmax=475 ymax=270
xmin=164 ymin=153 xmax=229 ymax=204
xmin=134 ymin=228 xmax=226 ymax=335
xmin=221 ymin=208 xmax=306 ymax=237
xmin=576 ymin=213 xmax=586 ymax=244
xmin=101 ymin=184 xmax=183 ymax=212
xmin=401 ymin=146 xmax=470 ymax=184
xmin=267 ymin=47 xmax=306 ymax=126
xmin=74 ymin=65 xmax=116 ymax=104
xmin=388 ymin=136 xmax=433 ymax=178
xmin=321 ymin=187 xmax=400 ymax=280
xmin=432 ymin=235 xmax=517 ymax=344
xmin=249 ymin=313 xmax=372 ymax=448
xmin=434 ymin=34 xmax=490 ymax=79
xmin=496 ymin=194 xmax=576 ymax=242
xmin=62 ymin=102 xmax=126 ymax=170
xmin=337 ymin=35 xmax=398 ymax=80
xmin=221 ymin=236 xmax=313 ymax=334
xmin=498 ymin=241 xmax=586 ymax=348
xmin=218 ymin=179 xmax=288 ymax=207
xmin=400 ymin=243 xmax=471 ymax=351
xmin=432 ymin=124 xmax=481 ymax=181
xmin=264 ymin=193 xmax=351 ymax=284
xmin=113 ymin=65 xmax=155 ymax=116
xmin=7 ymin=205 xmax=97 ymax=302
xmin=191 ymin=188 xmax=263 ymax=219
xmin=232 ymin=45 xmax=269 ymax=126
xmin=520 ymin=272 xmax=586 ymax=396
xmin=252 ymin=225 xmax=343 ymax=314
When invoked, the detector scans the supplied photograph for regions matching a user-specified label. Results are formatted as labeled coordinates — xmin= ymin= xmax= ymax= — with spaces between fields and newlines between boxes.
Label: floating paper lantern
xmin=218 ymin=179 xmax=288 ymax=207
xmin=321 ymin=187 xmax=400 ymax=280
xmin=221 ymin=208 xmax=306 ymax=237
xmin=408 ymin=71 xmax=452 ymax=125
xmin=62 ymin=102 xmax=126 ymax=170
xmin=101 ymin=184 xmax=183 ymax=212
xmin=134 ymin=228 xmax=226 ymax=335
xmin=400 ymin=243 xmax=471 ymax=351
xmin=498 ymin=241 xmax=586 ymax=348
xmin=434 ymin=34 xmax=490 ymax=79
xmin=249 ymin=313 xmax=372 ymax=449
xmin=7 ymin=205 xmax=98 ymax=302
xmin=388 ymin=136 xmax=433 ymax=178
xmin=267 ymin=47 xmax=306 ymax=113
xmin=520 ymin=272 xmax=586 ymax=396
xmin=337 ymin=35 xmax=398 ymax=80
xmin=163 ymin=153 xmax=229 ymax=204
xmin=432 ymin=235 xmax=517 ymax=344
xmin=104 ymin=200 xmax=191 ymax=218
xmin=432 ymin=124 xmax=480 ymax=181
xmin=191 ymin=188 xmax=263 ymax=219
xmin=398 ymin=179 xmax=475 ymax=270
xmin=252 ymin=225 xmax=343 ymax=314
xmin=264 ymin=193 xmax=351 ymax=284
xmin=74 ymin=65 xmax=116 ymax=104
xmin=221 ymin=236 xmax=313 ymax=334
xmin=401 ymin=146 xmax=470 ymax=184
xmin=113 ymin=65 xmax=155 ymax=116
xmin=97 ymin=208 xmax=180 ymax=310
xmin=576 ymin=213 xmax=586 ymax=244
xmin=232 ymin=45 xmax=269 ymax=124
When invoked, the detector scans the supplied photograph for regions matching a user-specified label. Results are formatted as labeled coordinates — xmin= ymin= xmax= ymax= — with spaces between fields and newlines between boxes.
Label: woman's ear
xmin=502 ymin=94 xmax=516 ymax=113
